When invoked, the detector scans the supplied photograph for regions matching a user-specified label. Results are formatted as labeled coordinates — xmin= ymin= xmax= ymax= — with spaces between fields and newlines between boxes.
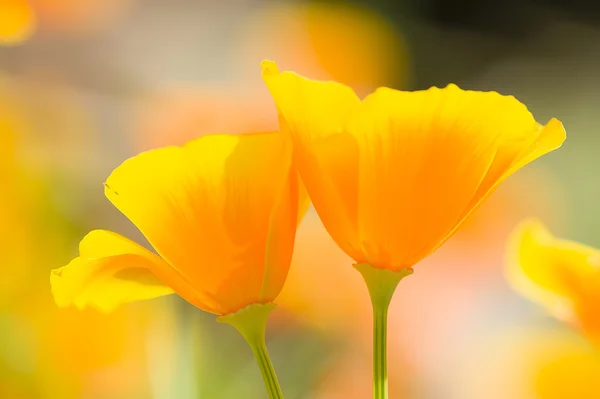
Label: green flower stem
xmin=218 ymin=303 xmax=284 ymax=399
xmin=355 ymin=263 xmax=413 ymax=399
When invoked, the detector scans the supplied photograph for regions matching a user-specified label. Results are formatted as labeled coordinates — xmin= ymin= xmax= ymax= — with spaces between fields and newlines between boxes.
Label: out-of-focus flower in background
xmin=0 ymin=77 xmax=36 ymax=299
xmin=30 ymin=0 xmax=134 ymax=35
xmin=234 ymin=1 xmax=409 ymax=94
xmin=133 ymin=1 xmax=409 ymax=152
xmin=0 ymin=0 xmax=34 ymax=45
xmin=133 ymin=87 xmax=278 ymax=150
xmin=506 ymin=219 xmax=600 ymax=343
xmin=451 ymin=328 xmax=600 ymax=399
xmin=0 ymin=0 xmax=135 ymax=46
xmin=279 ymin=210 xmax=370 ymax=334
xmin=0 ymin=76 xmax=165 ymax=398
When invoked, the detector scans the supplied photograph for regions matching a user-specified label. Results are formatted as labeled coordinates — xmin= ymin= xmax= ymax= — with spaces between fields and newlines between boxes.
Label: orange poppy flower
xmin=51 ymin=132 xmax=305 ymax=316
xmin=506 ymin=219 xmax=600 ymax=342
xmin=262 ymin=60 xmax=566 ymax=271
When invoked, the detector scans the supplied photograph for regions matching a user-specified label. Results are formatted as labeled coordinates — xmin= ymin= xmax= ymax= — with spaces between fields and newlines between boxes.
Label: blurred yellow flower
xmin=0 ymin=0 xmax=35 ymax=45
xmin=0 ymin=76 xmax=162 ymax=398
xmin=262 ymin=60 xmax=566 ymax=271
xmin=52 ymin=132 xmax=305 ymax=316
xmin=454 ymin=328 xmax=600 ymax=399
xmin=0 ymin=77 xmax=39 ymax=301
xmin=535 ymin=345 xmax=600 ymax=399
xmin=506 ymin=219 xmax=600 ymax=340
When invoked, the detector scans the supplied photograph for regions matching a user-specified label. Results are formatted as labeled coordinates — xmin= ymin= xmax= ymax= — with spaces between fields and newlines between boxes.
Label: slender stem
xmin=246 ymin=332 xmax=283 ymax=399
xmin=373 ymin=300 xmax=389 ymax=399
xmin=355 ymin=263 xmax=413 ymax=399
xmin=218 ymin=303 xmax=284 ymax=399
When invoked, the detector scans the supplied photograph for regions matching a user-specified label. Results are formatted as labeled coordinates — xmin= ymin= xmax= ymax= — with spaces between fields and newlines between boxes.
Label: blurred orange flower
xmin=235 ymin=2 xmax=408 ymax=93
xmin=262 ymin=60 xmax=565 ymax=272
xmin=0 ymin=0 xmax=134 ymax=44
xmin=133 ymin=87 xmax=277 ymax=150
xmin=278 ymin=211 xmax=370 ymax=333
xmin=0 ymin=0 xmax=34 ymax=45
xmin=52 ymin=132 xmax=305 ymax=315
xmin=507 ymin=219 xmax=600 ymax=342
xmin=134 ymin=3 xmax=409 ymax=153
xmin=30 ymin=0 xmax=135 ymax=34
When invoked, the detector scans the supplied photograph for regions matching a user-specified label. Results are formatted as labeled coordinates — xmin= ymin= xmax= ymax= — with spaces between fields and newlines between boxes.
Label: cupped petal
xmin=460 ymin=118 xmax=566 ymax=221
xmin=51 ymin=230 xmax=174 ymax=312
xmin=104 ymin=132 xmax=298 ymax=315
xmin=427 ymin=119 xmax=566 ymax=261
xmin=262 ymin=64 xmax=564 ymax=270
xmin=347 ymin=84 xmax=552 ymax=268
xmin=505 ymin=219 xmax=600 ymax=324
xmin=262 ymin=60 xmax=364 ymax=261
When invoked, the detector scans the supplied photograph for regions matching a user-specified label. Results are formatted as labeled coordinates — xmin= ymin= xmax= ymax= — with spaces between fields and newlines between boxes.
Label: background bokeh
xmin=1 ymin=0 xmax=599 ymax=398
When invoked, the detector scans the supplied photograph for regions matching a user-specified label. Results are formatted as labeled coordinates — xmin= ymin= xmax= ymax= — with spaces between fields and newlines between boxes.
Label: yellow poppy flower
xmin=0 ymin=0 xmax=35 ymax=45
xmin=51 ymin=132 xmax=305 ymax=316
xmin=506 ymin=219 xmax=600 ymax=340
xmin=262 ymin=60 xmax=565 ymax=271
xmin=263 ymin=60 xmax=565 ymax=399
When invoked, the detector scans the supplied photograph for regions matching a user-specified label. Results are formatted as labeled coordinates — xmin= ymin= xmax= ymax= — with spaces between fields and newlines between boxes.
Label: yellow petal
xmin=51 ymin=230 xmax=173 ymax=312
xmin=296 ymin=177 xmax=311 ymax=225
xmin=263 ymin=61 xmax=565 ymax=271
xmin=349 ymin=84 xmax=563 ymax=268
xmin=262 ymin=60 xmax=364 ymax=261
xmin=436 ymin=118 xmax=565 ymax=254
xmin=347 ymin=85 xmax=502 ymax=267
xmin=0 ymin=0 xmax=35 ymax=45
xmin=104 ymin=132 xmax=299 ymax=315
xmin=505 ymin=219 xmax=600 ymax=323
xmin=459 ymin=118 xmax=566 ymax=221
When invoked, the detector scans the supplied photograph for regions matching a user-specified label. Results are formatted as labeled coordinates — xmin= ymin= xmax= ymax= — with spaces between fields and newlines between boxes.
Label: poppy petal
xmin=104 ymin=132 xmax=298 ymax=314
xmin=262 ymin=60 xmax=364 ymax=261
xmin=51 ymin=230 xmax=173 ymax=312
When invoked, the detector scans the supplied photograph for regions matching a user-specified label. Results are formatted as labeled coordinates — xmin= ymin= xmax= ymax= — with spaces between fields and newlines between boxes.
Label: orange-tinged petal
xmin=459 ymin=118 xmax=566 ymax=222
xmin=263 ymin=60 xmax=565 ymax=270
xmin=51 ymin=230 xmax=173 ymax=312
xmin=506 ymin=219 xmax=600 ymax=326
xmin=348 ymin=85 xmax=496 ymax=267
xmin=296 ymin=177 xmax=310 ymax=224
xmin=262 ymin=60 xmax=364 ymax=261
xmin=349 ymin=85 xmax=565 ymax=268
xmin=438 ymin=118 xmax=566 ymax=252
xmin=0 ymin=0 xmax=35 ymax=45
xmin=104 ymin=132 xmax=299 ymax=315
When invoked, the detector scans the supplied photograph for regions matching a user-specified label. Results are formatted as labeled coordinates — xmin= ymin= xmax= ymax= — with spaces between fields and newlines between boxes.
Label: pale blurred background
xmin=1 ymin=0 xmax=599 ymax=398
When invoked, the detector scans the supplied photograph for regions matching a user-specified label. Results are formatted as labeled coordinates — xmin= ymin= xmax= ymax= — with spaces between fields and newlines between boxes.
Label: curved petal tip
xmin=542 ymin=117 xmax=567 ymax=148
xmin=261 ymin=60 xmax=280 ymax=77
